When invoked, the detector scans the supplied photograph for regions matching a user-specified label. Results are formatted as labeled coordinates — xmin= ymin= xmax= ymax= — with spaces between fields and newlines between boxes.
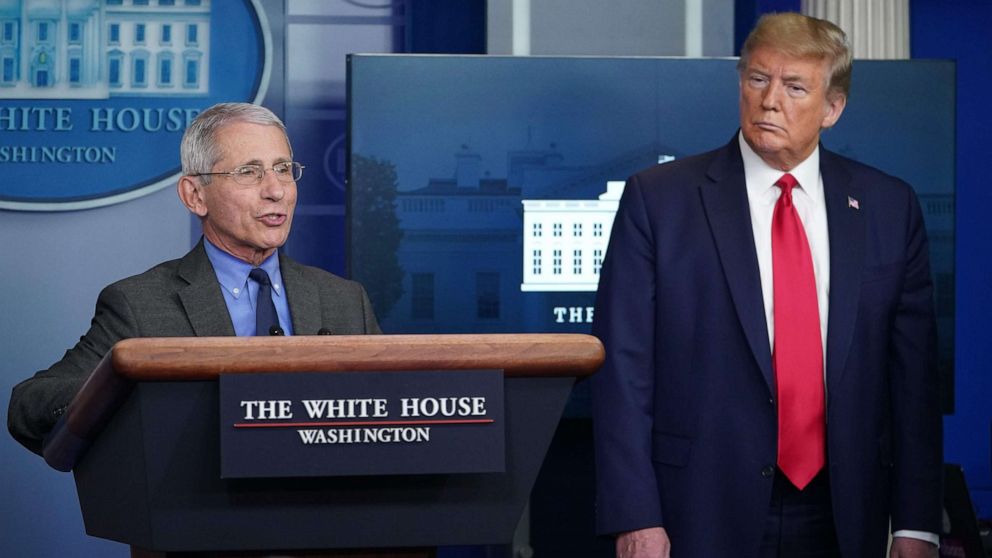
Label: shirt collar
xmin=203 ymin=238 xmax=285 ymax=300
xmin=738 ymin=131 xmax=823 ymax=207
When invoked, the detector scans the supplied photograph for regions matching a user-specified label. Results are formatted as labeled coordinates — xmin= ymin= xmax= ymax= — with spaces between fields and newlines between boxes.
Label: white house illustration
xmin=0 ymin=0 xmax=210 ymax=99
xmin=521 ymin=180 xmax=624 ymax=292
xmin=520 ymin=155 xmax=674 ymax=293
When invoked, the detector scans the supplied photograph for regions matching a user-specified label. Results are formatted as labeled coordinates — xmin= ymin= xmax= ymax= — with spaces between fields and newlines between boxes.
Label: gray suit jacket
xmin=8 ymin=240 xmax=381 ymax=454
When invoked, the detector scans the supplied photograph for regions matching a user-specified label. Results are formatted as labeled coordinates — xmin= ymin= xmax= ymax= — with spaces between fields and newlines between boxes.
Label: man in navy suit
xmin=592 ymin=13 xmax=941 ymax=558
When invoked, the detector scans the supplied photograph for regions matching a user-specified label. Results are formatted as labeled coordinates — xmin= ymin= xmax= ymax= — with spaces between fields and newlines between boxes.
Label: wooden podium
xmin=42 ymin=334 xmax=603 ymax=557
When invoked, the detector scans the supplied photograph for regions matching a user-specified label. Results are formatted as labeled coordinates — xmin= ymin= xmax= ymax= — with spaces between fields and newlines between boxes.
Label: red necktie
xmin=771 ymin=173 xmax=825 ymax=490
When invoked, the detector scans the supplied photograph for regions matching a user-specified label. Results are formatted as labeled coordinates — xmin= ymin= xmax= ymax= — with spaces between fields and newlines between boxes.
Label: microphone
xmin=317 ymin=328 xmax=333 ymax=335
xmin=268 ymin=325 xmax=285 ymax=336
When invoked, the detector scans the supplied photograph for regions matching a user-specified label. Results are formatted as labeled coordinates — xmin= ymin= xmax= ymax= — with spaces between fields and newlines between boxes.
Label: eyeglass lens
xmin=231 ymin=162 xmax=303 ymax=185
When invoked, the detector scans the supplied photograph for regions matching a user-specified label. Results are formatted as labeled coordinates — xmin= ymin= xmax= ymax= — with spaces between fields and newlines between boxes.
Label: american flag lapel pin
xmin=847 ymin=196 xmax=860 ymax=210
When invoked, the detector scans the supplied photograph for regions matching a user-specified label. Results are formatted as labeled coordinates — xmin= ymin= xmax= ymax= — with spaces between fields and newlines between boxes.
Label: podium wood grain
xmin=111 ymin=334 xmax=604 ymax=379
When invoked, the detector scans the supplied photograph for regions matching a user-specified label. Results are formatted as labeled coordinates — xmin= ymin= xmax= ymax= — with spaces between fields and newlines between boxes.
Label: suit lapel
xmin=177 ymin=240 xmax=236 ymax=336
xmin=821 ymin=150 xmax=864 ymax=392
xmin=281 ymin=254 xmax=322 ymax=336
xmin=700 ymin=139 xmax=774 ymax=390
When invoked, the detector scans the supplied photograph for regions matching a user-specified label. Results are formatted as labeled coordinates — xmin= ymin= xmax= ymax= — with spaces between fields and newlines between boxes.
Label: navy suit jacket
xmin=591 ymin=136 xmax=942 ymax=557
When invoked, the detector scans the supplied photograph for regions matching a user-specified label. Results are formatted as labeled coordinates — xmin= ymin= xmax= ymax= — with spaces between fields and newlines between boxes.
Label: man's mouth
xmin=754 ymin=121 xmax=783 ymax=132
xmin=258 ymin=212 xmax=287 ymax=226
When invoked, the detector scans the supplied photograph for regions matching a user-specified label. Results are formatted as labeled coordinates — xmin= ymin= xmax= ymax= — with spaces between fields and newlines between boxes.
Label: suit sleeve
xmin=359 ymin=285 xmax=382 ymax=335
xmin=591 ymin=174 xmax=664 ymax=535
xmin=889 ymin=187 xmax=943 ymax=533
xmin=7 ymin=283 xmax=139 ymax=455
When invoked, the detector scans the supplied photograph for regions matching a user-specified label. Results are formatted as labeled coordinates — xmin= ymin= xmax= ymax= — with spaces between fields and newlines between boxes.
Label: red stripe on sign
xmin=233 ymin=419 xmax=496 ymax=428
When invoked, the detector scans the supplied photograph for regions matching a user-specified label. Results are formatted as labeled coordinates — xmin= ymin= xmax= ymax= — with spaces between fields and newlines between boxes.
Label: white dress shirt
xmin=739 ymin=132 xmax=830 ymax=361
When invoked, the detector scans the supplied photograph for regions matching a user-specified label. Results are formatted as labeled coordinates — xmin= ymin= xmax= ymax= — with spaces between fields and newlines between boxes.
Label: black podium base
xmin=78 ymin=376 xmax=573 ymax=552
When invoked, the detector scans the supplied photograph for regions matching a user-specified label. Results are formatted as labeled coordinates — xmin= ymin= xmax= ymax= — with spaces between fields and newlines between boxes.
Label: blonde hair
xmin=737 ymin=12 xmax=852 ymax=100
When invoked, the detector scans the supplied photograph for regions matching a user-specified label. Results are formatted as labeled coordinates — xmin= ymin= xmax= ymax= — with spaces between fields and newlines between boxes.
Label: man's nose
xmin=761 ymin=81 xmax=784 ymax=110
xmin=258 ymin=169 xmax=286 ymax=200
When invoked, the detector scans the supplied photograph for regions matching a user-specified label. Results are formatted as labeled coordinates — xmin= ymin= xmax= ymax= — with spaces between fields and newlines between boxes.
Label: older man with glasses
xmin=8 ymin=102 xmax=381 ymax=455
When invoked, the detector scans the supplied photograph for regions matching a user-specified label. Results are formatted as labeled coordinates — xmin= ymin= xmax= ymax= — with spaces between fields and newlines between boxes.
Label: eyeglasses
xmin=190 ymin=161 xmax=304 ymax=186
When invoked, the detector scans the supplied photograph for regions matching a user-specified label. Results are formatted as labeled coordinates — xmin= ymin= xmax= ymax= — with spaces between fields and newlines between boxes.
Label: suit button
xmin=761 ymin=465 xmax=775 ymax=478
xmin=768 ymin=397 xmax=774 ymax=405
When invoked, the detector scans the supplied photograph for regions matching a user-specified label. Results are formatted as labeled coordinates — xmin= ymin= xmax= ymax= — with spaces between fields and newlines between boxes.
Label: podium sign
xmin=219 ymin=369 xmax=505 ymax=478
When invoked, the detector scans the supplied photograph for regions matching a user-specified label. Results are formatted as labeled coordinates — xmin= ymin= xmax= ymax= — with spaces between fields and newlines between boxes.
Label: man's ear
xmin=820 ymin=92 xmax=847 ymax=130
xmin=177 ymin=176 xmax=208 ymax=217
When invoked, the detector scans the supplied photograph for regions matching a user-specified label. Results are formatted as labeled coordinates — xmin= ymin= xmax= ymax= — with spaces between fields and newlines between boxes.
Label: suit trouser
xmin=759 ymin=469 xmax=841 ymax=558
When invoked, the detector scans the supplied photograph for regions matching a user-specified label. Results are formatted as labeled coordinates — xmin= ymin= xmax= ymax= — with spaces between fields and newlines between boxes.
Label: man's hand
xmin=890 ymin=537 xmax=938 ymax=558
xmin=616 ymin=527 xmax=670 ymax=558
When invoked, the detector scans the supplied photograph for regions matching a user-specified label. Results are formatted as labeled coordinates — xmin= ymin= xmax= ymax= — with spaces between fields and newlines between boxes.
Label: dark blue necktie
xmin=248 ymin=268 xmax=279 ymax=336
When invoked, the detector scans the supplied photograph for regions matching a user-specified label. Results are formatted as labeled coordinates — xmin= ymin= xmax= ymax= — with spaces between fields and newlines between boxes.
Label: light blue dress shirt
xmin=203 ymin=239 xmax=294 ymax=336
